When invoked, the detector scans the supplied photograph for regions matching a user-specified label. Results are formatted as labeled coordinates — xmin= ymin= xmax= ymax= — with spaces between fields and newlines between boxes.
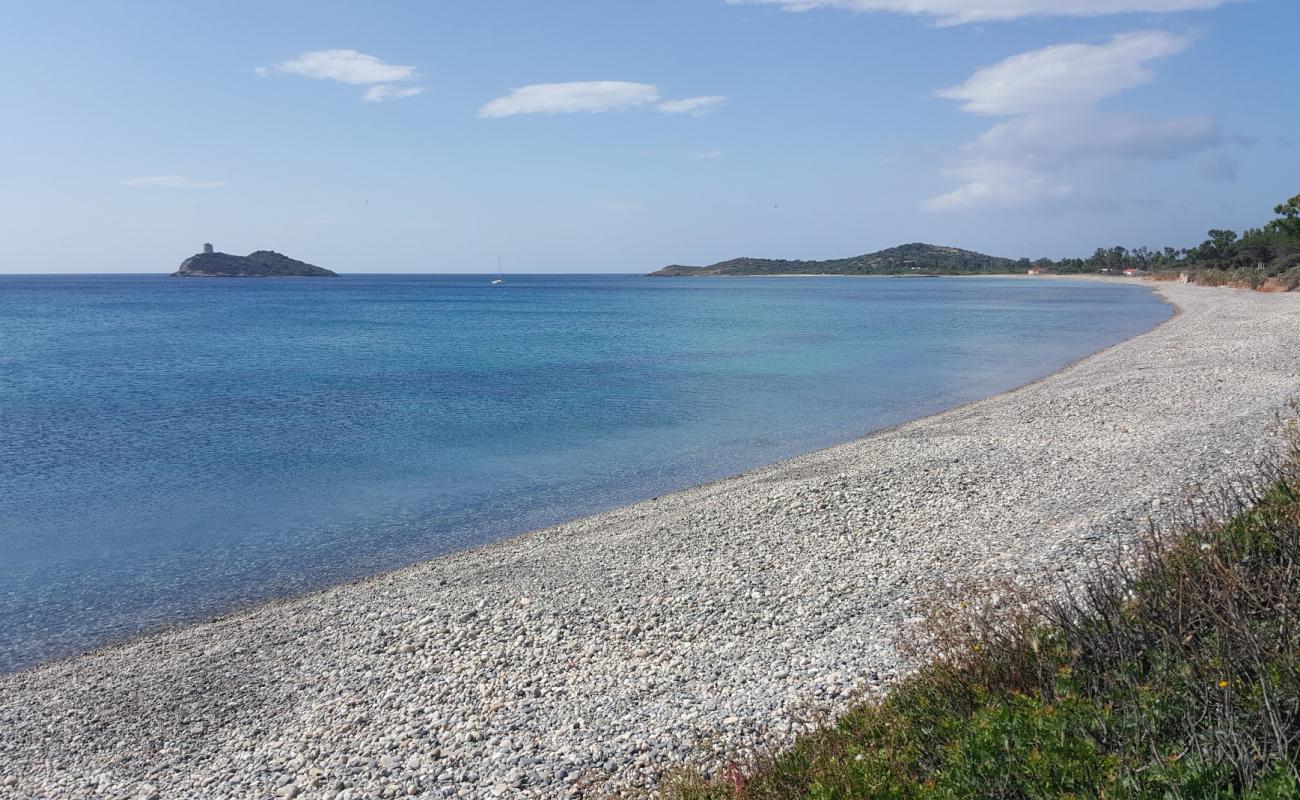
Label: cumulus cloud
xmin=658 ymin=95 xmax=728 ymax=115
xmin=727 ymin=0 xmax=1235 ymax=26
xmin=924 ymin=163 xmax=1081 ymax=212
xmin=964 ymin=111 xmax=1222 ymax=171
xmin=269 ymin=49 xmax=425 ymax=102
xmin=926 ymin=31 xmax=1227 ymax=212
xmin=479 ymin=81 xmax=662 ymax=118
xmin=935 ymin=30 xmax=1195 ymax=114
xmin=479 ymin=84 xmax=727 ymax=119
xmin=363 ymin=84 xmax=427 ymax=103
xmin=121 ymin=175 xmax=227 ymax=189
xmin=275 ymin=49 xmax=417 ymax=84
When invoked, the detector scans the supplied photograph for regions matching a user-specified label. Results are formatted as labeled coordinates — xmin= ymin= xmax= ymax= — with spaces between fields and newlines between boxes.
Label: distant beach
xmin=3 ymin=280 xmax=1299 ymax=800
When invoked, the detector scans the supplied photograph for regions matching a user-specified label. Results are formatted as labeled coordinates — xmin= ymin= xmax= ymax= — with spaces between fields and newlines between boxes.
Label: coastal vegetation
xmin=650 ymin=244 xmax=1020 ymax=277
xmin=668 ymin=416 xmax=1300 ymax=800
xmin=652 ymin=193 xmax=1300 ymax=290
xmin=1037 ymin=193 xmax=1300 ymax=290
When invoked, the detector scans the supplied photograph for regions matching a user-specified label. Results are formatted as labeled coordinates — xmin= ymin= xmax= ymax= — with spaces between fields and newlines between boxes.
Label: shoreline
xmin=3 ymin=280 xmax=1299 ymax=799
xmin=645 ymin=272 xmax=1152 ymax=280
xmin=1 ymin=275 xmax=1166 ymax=677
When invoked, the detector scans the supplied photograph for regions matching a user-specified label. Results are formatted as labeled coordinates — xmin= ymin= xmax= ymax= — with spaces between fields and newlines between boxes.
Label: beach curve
xmin=2 ymin=280 xmax=1299 ymax=799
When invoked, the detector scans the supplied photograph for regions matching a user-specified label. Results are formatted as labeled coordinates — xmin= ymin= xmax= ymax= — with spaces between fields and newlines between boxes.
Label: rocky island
xmin=172 ymin=244 xmax=337 ymax=277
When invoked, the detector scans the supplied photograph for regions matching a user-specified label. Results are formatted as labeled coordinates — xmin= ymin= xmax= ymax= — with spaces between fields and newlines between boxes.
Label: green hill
xmin=650 ymin=243 xmax=1023 ymax=276
xmin=172 ymin=249 xmax=337 ymax=278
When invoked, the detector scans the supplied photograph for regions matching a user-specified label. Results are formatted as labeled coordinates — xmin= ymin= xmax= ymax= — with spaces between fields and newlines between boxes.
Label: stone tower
xmin=203 ymin=242 xmax=214 ymax=254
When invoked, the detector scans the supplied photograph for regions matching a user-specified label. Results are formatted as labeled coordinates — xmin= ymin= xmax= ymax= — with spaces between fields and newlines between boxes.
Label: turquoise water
xmin=0 ymin=274 xmax=1170 ymax=671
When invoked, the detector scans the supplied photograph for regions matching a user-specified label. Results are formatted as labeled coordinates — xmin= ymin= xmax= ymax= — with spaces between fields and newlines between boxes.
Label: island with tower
xmin=171 ymin=244 xmax=338 ymax=277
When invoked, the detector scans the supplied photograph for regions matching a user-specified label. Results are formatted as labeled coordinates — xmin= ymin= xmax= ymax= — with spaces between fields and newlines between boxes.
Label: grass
xmin=666 ymin=416 xmax=1300 ymax=800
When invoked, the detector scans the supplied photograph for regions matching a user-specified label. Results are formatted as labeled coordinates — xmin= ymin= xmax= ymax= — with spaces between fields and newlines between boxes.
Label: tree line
xmin=1028 ymin=193 xmax=1300 ymax=275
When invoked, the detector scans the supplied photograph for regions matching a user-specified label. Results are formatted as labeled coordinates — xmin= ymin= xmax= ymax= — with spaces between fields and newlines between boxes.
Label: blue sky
xmin=0 ymin=0 xmax=1295 ymax=273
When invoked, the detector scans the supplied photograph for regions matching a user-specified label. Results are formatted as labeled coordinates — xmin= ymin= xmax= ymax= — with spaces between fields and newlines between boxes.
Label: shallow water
xmin=0 ymin=274 xmax=1170 ymax=671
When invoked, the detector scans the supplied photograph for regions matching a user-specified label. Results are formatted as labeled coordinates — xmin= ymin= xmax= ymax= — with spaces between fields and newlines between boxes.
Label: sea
xmin=0 ymin=274 xmax=1171 ymax=671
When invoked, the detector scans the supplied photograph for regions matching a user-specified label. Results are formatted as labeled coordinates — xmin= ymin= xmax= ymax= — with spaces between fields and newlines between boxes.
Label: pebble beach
xmin=3 ymin=280 xmax=1300 ymax=800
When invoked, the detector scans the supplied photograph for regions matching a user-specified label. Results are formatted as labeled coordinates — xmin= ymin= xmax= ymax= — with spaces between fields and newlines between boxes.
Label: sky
xmin=0 ymin=0 xmax=1296 ymax=273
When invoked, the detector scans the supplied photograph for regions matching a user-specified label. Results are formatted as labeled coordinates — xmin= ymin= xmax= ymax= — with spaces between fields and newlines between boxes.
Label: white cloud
xmin=275 ymin=49 xmax=417 ymax=85
xmin=692 ymin=149 xmax=725 ymax=159
xmin=479 ymin=81 xmax=662 ymax=118
xmin=923 ymin=163 xmax=1079 ymax=212
xmin=935 ymin=30 xmax=1194 ymax=114
xmin=727 ymin=0 xmax=1235 ymax=25
xmin=363 ymin=84 xmax=427 ymax=103
xmin=253 ymin=66 xmax=269 ymax=78
xmin=658 ymin=95 xmax=728 ymax=115
xmin=269 ymin=49 xmax=425 ymax=102
xmin=121 ymin=175 xmax=227 ymax=189
xmin=926 ymin=31 xmax=1226 ymax=212
xmin=966 ymin=111 xmax=1222 ymax=171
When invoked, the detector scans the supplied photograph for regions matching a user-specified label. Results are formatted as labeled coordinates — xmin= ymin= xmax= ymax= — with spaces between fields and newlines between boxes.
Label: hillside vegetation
xmin=172 ymin=249 xmax=337 ymax=278
xmin=650 ymin=244 xmax=1020 ymax=276
xmin=652 ymin=192 xmax=1300 ymax=289
xmin=668 ymin=417 xmax=1300 ymax=800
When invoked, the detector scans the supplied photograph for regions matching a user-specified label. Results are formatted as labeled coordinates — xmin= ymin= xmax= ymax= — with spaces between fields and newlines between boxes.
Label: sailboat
xmin=491 ymin=257 xmax=505 ymax=285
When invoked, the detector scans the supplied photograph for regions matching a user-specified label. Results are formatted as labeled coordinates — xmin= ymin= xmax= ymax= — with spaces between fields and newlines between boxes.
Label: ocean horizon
xmin=0 ymin=274 xmax=1171 ymax=671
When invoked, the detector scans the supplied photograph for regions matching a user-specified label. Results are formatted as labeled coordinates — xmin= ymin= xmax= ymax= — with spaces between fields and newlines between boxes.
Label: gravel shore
xmin=3 ymin=281 xmax=1299 ymax=800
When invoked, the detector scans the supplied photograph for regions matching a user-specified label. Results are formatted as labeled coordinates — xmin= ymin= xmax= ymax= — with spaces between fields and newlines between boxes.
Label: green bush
xmin=668 ymin=419 xmax=1300 ymax=799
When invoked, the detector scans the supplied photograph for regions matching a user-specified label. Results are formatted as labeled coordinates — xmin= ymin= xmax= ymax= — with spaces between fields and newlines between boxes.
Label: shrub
xmin=667 ymin=415 xmax=1300 ymax=800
